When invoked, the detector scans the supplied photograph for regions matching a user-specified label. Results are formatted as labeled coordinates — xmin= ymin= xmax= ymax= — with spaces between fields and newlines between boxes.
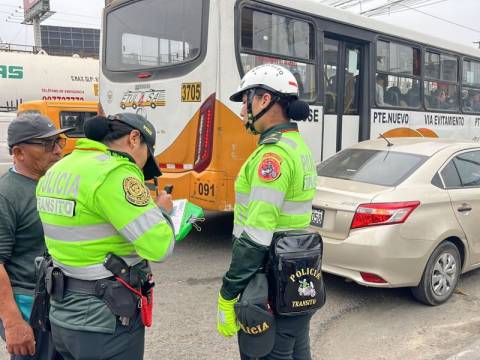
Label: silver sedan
xmin=310 ymin=137 xmax=480 ymax=305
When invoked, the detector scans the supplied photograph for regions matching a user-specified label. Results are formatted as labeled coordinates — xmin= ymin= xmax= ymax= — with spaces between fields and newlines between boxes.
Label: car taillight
xmin=351 ymin=201 xmax=420 ymax=229
xmin=360 ymin=272 xmax=387 ymax=284
xmin=193 ymin=93 xmax=216 ymax=173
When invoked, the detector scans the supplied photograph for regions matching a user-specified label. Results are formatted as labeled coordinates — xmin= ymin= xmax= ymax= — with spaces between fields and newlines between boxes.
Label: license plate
xmin=311 ymin=208 xmax=325 ymax=228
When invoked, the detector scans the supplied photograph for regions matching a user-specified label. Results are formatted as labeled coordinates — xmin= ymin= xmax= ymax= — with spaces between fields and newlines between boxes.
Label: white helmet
xmin=230 ymin=64 xmax=299 ymax=102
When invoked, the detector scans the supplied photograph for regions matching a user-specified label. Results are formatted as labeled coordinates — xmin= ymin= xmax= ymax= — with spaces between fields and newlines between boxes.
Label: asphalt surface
xmin=2 ymin=211 xmax=480 ymax=359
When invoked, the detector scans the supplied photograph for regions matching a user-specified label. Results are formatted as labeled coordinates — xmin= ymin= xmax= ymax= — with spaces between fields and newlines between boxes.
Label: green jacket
xmin=36 ymin=138 xmax=174 ymax=333
xmin=221 ymin=123 xmax=316 ymax=300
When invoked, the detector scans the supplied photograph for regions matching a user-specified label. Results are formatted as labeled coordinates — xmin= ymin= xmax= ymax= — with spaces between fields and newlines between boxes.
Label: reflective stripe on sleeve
xmin=119 ymin=207 xmax=166 ymax=243
xmin=249 ymin=187 xmax=285 ymax=208
xmin=282 ymin=200 xmax=313 ymax=215
xmin=244 ymin=226 xmax=273 ymax=246
xmin=235 ymin=192 xmax=249 ymax=207
xmin=53 ymin=254 xmax=143 ymax=281
xmin=42 ymin=223 xmax=118 ymax=242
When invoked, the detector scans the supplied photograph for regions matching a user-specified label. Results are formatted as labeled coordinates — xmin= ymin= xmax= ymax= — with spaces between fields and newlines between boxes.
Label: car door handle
xmin=457 ymin=204 xmax=472 ymax=212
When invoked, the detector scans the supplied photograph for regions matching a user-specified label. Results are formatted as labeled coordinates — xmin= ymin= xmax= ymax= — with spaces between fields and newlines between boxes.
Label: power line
xmin=376 ymin=0 xmax=448 ymax=16
xmin=45 ymin=19 xmax=99 ymax=27
xmin=363 ymin=0 xmax=448 ymax=16
xmin=386 ymin=2 xmax=480 ymax=34
xmin=50 ymin=14 xmax=100 ymax=24
xmin=323 ymin=0 xmax=480 ymax=36
xmin=0 ymin=3 xmax=19 ymax=8
xmin=54 ymin=11 xmax=99 ymax=20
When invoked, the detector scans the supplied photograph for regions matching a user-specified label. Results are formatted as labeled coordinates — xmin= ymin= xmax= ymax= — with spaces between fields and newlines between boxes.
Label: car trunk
xmin=313 ymin=177 xmax=393 ymax=240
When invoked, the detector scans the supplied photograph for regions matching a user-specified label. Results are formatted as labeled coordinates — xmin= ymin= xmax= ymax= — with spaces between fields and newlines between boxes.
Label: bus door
xmin=322 ymin=37 xmax=366 ymax=160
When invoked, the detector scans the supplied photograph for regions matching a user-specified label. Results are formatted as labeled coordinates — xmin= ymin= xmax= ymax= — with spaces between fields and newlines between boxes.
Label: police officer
xmin=217 ymin=64 xmax=317 ymax=359
xmin=36 ymin=113 xmax=175 ymax=360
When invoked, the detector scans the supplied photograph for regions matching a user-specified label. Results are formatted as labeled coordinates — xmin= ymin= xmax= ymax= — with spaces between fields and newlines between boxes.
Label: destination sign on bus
xmin=371 ymin=109 xmax=480 ymax=140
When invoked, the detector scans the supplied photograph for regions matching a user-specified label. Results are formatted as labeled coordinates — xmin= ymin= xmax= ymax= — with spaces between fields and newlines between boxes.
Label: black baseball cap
xmin=235 ymin=273 xmax=276 ymax=358
xmin=7 ymin=114 xmax=73 ymax=147
xmin=108 ymin=113 xmax=161 ymax=180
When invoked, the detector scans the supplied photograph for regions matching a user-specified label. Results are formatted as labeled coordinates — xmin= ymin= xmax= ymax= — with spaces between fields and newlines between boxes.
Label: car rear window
xmin=317 ymin=149 xmax=428 ymax=186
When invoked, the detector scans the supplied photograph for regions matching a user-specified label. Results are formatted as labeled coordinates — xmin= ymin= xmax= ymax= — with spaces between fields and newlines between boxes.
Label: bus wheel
xmin=120 ymin=104 xmax=126 ymax=110
xmin=132 ymin=104 xmax=137 ymax=109
xmin=151 ymin=103 xmax=156 ymax=109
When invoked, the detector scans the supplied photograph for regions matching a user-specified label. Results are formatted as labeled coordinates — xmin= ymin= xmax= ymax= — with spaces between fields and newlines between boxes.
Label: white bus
xmin=100 ymin=0 xmax=480 ymax=211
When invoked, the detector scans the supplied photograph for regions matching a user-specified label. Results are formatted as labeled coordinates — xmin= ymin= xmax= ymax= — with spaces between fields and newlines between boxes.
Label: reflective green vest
xmin=233 ymin=123 xmax=316 ymax=246
xmin=36 ymin=138 xmax=174 ymax=280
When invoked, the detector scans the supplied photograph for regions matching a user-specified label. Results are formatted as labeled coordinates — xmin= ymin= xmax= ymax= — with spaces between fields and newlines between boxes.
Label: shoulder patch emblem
xmin=258 ymin=152 xmax=283 ymax=182
xmin=123 ymin=177 xmax=150 ymax=207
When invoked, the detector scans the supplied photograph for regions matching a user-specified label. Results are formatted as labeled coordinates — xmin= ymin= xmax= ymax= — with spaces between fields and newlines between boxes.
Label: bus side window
xmin=239 ymin=7 xmax=316 ymax=102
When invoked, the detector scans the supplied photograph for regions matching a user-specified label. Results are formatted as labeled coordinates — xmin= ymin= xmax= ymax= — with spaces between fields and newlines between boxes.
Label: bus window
xmin=105 ymin=0 xmax=204 ymax=71
xmin=344 ymin=45 xmax=361 ymax=115
xmin=424 ymin=51 xmax=459 ymax=111
xmin=462 ymin=59 xmax=480 ymax=113
xmin=60 ymin=111 xmax=97 ymax=137
xmin=376 ymin=40 xmax=421 ymax=108
xmin=17 ymin=100 xmax=98 ymax=154
xmin=324 ymin=38 xmax=339 ymax=114
xmin=240 ymin=7 xmax=316 ymax=101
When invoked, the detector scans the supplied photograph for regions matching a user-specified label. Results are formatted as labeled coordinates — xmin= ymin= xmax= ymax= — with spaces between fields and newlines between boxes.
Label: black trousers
xmin=240 ymin=313 xmax=313 ymax=360
xmin=50 ymin=313 xmax=144 ymax=360
xmin=0 ymin=320 xmax=62 ymax=360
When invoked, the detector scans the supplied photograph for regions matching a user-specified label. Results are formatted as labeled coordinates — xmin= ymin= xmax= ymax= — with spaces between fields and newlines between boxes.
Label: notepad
xmin=170 ymin=199 xmax=205 ymax=241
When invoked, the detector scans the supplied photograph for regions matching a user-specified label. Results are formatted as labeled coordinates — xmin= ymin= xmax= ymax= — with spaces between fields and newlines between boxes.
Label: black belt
xmin=65 ymin=277 xmax=115 ymax=295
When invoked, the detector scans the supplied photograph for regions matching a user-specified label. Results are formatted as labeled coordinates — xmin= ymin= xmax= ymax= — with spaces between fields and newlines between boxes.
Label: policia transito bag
xmin=267 ymin=230 xmax=326 ymax=316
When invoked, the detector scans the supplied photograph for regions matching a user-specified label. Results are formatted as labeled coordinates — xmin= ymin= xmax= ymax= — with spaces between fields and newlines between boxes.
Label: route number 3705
xmin=181 ymin=82 xmax=201 ymax=102
xmin=198 ymin=182 xmax=215 ymax=197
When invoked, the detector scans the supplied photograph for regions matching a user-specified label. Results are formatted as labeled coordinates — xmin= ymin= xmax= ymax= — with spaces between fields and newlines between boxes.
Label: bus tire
xmin=121 ymin=104 xmax=126 ymax=110
xmin=151 ymin=103 xmax=156 ymax=109
xmin=132 ymin=104 xmax=137 ymax=109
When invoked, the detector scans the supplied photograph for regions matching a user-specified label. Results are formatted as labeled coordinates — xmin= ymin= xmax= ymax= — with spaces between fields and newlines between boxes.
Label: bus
xmin=17 ymin=100 xmax=98 ymax=154
xmin=100 ymin=0 xmax=480 ymax=211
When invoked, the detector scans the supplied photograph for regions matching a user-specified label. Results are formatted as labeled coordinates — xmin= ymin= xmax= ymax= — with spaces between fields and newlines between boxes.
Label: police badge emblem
xmin=298 ymin=279 xmax=316 ymax=298
xmin=258 ymin=152 xmax=282 ymax=182
xmin=123 ymin=177 xmax=150 ymax=206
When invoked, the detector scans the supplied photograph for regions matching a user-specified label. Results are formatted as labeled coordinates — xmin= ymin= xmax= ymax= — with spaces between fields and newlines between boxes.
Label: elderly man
xmin=0 ymin=114 xmax=70 ymax=359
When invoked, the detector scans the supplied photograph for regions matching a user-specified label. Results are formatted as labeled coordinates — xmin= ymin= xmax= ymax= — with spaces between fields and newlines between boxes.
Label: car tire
xmin=411 ymin=241 xmax=461 ymax=306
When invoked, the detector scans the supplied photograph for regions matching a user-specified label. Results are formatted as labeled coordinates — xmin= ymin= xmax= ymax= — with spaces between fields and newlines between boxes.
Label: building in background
xmin=40 ymin=25 xmax=100 ymax=58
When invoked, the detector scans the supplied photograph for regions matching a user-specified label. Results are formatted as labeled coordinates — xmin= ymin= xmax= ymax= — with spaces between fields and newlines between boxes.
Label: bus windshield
xmin=105 ymin=0 xmax=204 ymax=71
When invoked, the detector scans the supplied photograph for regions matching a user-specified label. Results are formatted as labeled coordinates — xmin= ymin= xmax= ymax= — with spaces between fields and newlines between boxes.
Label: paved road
xmin=2 ymin=211 xmax=480 ymax=359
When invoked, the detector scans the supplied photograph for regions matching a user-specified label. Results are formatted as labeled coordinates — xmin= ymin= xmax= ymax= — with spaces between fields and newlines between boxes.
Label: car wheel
xmin=411 ymin=241 xmax=461 ymax=306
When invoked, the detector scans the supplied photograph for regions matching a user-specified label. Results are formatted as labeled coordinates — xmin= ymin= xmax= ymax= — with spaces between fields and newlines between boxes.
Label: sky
xmin=0 ymin=0 xmax=479 ymax=49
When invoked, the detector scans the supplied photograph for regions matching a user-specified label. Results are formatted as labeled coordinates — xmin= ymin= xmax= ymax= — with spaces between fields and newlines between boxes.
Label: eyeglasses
xmin=23 ymin=137 xmax=67 ymax=152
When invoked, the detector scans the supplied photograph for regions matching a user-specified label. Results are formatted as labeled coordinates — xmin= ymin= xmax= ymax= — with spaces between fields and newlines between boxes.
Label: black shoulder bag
xmin=267 ymin=230 xmax=326 ymax=316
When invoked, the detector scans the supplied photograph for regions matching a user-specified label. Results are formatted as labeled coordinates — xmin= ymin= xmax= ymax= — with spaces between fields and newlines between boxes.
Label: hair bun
xmin=287 ymin=100 xmax=310 ymax=120
xmin=84 ymin=116 xmax=110 ymax=141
